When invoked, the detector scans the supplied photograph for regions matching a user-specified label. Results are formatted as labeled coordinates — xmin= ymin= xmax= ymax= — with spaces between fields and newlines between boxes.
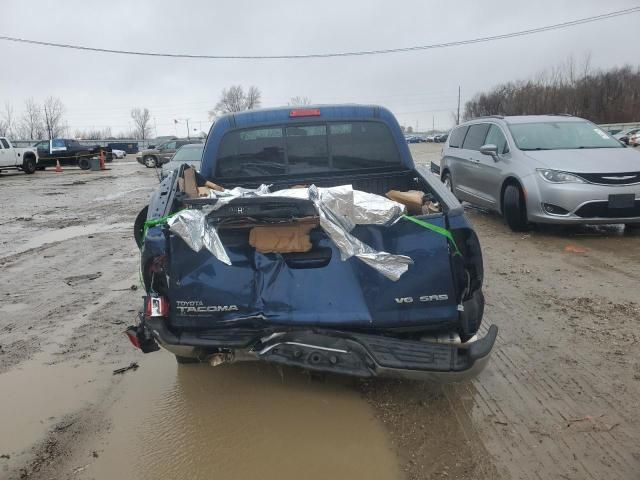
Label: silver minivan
xmin=440 ymin=115 xmax=640 ymax=231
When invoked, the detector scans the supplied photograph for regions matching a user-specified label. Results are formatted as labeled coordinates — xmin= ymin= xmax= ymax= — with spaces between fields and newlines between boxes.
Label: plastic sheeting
xmin=168 ymin=184 xmax=414 ymax=281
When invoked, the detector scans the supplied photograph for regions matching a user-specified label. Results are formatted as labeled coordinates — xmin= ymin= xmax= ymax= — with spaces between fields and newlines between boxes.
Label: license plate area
xmin=608 ymin=194 xmax=635 ymax=209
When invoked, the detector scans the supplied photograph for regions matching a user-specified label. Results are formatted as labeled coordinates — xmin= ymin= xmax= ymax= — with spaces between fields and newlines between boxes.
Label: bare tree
xmin=245 ymin=86 xmax=261 ymax=110
xmin=209 ymin=85 xmax=262 ymax=119
xmin=0 ymin=102 xmax=15 ymax=137
xmin=288 ymin=96 xmax=312 ymax=107
xmin=18 ymin=98 xmax=45 ymax=140
xmin=74 ymin=127 xmax=113 ymax=140
xmin=43 ymin=96 xmax=67 ymax=139
xmin=131 ymin=108 xmax=152 ymax=140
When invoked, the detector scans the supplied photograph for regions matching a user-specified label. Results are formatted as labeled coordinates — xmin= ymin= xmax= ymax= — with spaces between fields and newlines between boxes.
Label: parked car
xmin=136 ymin=138 xmax=203 ymax=168
xmin=129 ymin=105 xmax=496 ymax=381
xmin=107 ymin=142 xmax=139 ymax=154
xmin=33 ymin=139 xmax=111 ymax=170
xmin=147 ymin=136 xmax=178 ymax=149
xmin=426 ymin=135 xmax=436 ymax=142
xmin=614 ymin=128 xmax=640 ymax=145
xmin=440 ymin=115 xmax=640 ymax=231
xmin=160 ymin=143 xmax=204 ymax=179
xmin=111 ymin=148 xmax=126 ymax=159
xmin=0 ymin=137 xmax=39 ymax=174
xmin=405 ymin=135 xmax=421 ymax=144
xmin=434 ymin=133 xmax=449 ymax=143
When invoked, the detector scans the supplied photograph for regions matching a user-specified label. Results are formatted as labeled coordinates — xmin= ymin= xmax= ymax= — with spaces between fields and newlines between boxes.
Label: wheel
xmin=144 ymin=156 xmax=157 ymax=168
xmin=442 ymin=171 xmax=454 ymax=194
xmin=442 ymin=171 xmax=460 ymax=201
xmin=22 ymin=156 xmax=37 ymax=174
xmin=175 ymin=355 xmax=199 ymax=364
xmin=133 ymin=205 xmax=149 ymax=248
xmin=78 ymin=156 xmax=91 ymax=170
xmin=502 ymin=184 xmax=529 ymax=232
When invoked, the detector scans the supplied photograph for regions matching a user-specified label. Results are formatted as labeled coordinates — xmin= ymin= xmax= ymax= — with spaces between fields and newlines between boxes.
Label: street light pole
xmin=185 ymin=119 xmax=190 ymax=139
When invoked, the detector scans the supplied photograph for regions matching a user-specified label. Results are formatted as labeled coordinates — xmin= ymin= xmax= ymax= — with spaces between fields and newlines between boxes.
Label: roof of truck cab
xmin=217 ymin=104 xmax=394 ymax=125
xmin=201 ymin=104 xmax=414 ymax=177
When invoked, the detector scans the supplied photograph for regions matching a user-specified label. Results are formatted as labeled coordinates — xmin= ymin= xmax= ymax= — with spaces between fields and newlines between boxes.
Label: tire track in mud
xmin=468 ymin=212 xmax=640 ymax=479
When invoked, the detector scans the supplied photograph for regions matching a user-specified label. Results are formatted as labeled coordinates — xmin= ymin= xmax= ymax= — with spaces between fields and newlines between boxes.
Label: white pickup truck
xmin=0 ymin=137 xmax=39 ymax=174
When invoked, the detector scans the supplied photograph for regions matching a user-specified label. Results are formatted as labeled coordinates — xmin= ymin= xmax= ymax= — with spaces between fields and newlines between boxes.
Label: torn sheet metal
xmin=308 ymin=185 xmax=412 ymax=281
xmin=172 ymin=184 xmax=413 ymax=281
xmin=167 ymin=209 xmax=231 ymax=265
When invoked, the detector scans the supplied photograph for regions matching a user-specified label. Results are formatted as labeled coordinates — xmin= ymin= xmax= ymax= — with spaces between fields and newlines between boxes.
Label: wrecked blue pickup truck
xmin=129 ymin=105 xmax=497 ymax=381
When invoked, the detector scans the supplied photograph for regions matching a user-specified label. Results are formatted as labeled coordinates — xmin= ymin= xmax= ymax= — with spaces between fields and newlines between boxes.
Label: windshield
xmin=216 ymin=121 xmax=401 ymax=178
xmin=509 ymin=121 xmax=623 ymax=150
xmin=172 ymin=145 xmax=203 ymax=162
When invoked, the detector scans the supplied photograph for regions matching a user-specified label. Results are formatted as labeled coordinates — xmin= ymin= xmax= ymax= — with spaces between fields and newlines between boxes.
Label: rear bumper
xmin=143 ymin=318 xmax=498 ymax=382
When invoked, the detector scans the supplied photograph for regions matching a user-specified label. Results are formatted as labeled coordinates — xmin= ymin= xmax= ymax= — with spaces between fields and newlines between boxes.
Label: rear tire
xmin=78 ymin=156 xmax=91 ymax=170
xmin=133 ymin=205 xmax=149 ymax=248
xmin=23 ymin=156 xmax=37 ymax=174
xmin=502 ymin=184 xmax=529 ymax=232
xmin=144 ymin=156 xmax=157 ymax=168
xmin=175 ymin=355 xmax=199 ymax=364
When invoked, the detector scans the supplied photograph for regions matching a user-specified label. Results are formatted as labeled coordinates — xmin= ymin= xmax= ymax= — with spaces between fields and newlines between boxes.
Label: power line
xmin=1 ymin=7 xmax=638 ymax=60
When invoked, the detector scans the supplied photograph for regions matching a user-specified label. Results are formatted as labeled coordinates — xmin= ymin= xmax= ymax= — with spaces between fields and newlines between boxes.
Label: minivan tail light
xmin=145 ymin=295 xmax=169 ymax=317
xmin=289 ymin=109 xmax=321 ymax=118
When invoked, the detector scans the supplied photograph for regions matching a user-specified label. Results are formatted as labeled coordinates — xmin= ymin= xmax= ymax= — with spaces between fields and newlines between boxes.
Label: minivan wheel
xmin=503 ymin=184 xmax=529 ymax=232
xmin=144 ymin=156 xmax=157 ymax=168
xmin=443 ymin=172 xmax=453 ymax=193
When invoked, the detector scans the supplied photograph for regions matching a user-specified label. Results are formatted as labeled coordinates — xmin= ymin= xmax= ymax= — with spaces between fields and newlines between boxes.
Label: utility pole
xmin=186 ymin=119 xmax=190 ymax=139
xmin=456 ymin=86 xmax=461 ymax=125
xmin=432 ymin=116 xmax=435 ymax=134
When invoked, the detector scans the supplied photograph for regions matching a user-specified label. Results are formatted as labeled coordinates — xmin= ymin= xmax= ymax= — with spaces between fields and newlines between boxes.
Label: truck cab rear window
xmin=216 ymin=121 xmax=400 ymax=178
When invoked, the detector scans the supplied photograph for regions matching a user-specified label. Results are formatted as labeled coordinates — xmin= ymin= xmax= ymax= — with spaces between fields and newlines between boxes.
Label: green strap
xmin=139 ymin=210 xmax=183 ymax=288
xmin=402 ymin=215 xmax=461 ymax=256
xmin=142 ymin=210 xmax=183 ymax=244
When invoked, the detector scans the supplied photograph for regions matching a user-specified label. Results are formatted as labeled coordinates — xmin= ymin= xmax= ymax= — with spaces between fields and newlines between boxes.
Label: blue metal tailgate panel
xmin=167 ymin=216 xmax=458 ymax=330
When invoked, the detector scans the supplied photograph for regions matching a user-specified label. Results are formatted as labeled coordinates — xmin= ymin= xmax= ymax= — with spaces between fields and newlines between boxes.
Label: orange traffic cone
xmin=55 ymin=159 xmax=63 ymax=173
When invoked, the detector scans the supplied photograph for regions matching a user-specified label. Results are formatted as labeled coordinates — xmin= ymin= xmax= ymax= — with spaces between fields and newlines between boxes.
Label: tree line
xmin=463 ymin=58 xmax=640 ymax=123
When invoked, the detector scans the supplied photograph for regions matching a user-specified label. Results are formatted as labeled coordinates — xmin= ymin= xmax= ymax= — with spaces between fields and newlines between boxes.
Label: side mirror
xmin=480 ymin=143 xmax=499 ymax=161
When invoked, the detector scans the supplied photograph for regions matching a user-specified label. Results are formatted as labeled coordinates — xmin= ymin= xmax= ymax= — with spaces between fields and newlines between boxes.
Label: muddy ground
xmin=1 ymin=146 xmax=639 ymax=480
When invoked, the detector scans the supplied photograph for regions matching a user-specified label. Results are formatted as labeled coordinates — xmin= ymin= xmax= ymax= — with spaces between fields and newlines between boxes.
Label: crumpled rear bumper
xmin=143 ymin=318 xmax=498 ymax=382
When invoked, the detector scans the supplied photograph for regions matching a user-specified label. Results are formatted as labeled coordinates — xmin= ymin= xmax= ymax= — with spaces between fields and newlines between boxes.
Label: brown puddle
xmin=0 ymin=354 xmax=110 ymax=467
xmin=81 ymin=351 xmax=402 ymax=480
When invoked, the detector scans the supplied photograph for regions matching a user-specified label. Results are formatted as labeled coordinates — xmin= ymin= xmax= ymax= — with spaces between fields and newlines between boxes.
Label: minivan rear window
xmin=216 ymin=121 xmax=401 ymax=178
xmin=448 ymin=126 xmax=468 ymax=148
xmin=462 ymin=124 xmax=491 ymax=151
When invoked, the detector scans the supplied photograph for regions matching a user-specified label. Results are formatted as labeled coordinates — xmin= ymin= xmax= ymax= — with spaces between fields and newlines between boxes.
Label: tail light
xmin=145 ymin=295 xmax=169 ymax=317
xmin=289 ymin=109 xmax=321 ymax=117
xmin=125 ymin=327 xmax=141 ymax=349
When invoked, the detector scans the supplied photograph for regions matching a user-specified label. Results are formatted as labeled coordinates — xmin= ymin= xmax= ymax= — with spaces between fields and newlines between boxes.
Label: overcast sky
xmin=1 ymin=0 xmax=639 ymax=137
